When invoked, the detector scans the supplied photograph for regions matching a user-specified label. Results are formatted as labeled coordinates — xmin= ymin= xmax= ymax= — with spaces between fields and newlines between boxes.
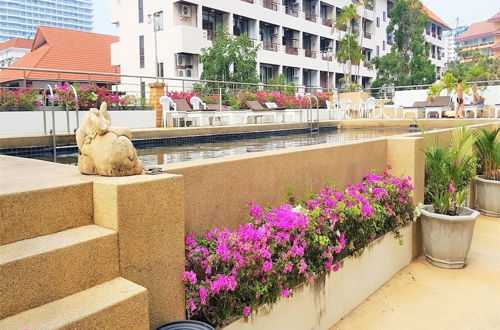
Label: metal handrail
xmin=68 ymin=84 xmax=80 ymax=131
xmin=44 ymin=84 xmax=57 ymax=162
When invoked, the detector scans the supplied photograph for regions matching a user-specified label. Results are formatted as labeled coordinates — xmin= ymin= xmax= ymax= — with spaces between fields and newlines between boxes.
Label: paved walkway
xmin=331 ymin=215 xmax=500 ymax=330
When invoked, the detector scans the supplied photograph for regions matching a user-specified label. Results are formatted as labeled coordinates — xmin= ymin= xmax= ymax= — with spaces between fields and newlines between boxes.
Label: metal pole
xmin=45 ymin=84 xmax=56 ymax=162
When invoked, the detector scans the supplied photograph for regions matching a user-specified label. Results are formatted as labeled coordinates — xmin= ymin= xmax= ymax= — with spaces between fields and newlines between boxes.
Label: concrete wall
xmin=0 ymin=110 xmax=155 ymax=135
xmin=164 ymin=138 xmax=388 ymax=234
xmin=224 ymin=224 xmax=413 ymax=330
xmin=393 ymin=86 xmax=500 ymax=107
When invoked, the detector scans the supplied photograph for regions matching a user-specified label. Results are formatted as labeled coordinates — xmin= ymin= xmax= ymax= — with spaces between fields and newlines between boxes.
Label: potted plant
xmin=421 ymin=126 xmax=480 ymax=269
xmin=474 ymin=127 xmax=500 ymax=217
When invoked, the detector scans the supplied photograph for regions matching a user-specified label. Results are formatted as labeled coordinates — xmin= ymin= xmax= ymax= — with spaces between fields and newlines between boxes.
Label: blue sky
xmin=91 ymin=0 xmax=500 ymax=35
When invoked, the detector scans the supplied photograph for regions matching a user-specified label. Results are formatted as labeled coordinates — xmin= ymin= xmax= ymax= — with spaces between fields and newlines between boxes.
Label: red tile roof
xmin=0 ymin=38 xmax=33 ymax=51
xmin=455 ymin=21 xmax=497 ymax=42
xmin=487 ymin=11 xmax=500 ymax=23
xmin=422 ymin=5 xmax=451 ymax=29
xmin=0 ymin=26 xmax=119 ymax=84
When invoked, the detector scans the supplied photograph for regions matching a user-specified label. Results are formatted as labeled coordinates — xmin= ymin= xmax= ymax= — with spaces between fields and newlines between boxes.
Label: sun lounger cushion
xmin=246 ymin=100 xmax=269 ymax=111
xmin=173 ymin=98 xmax=192 ymax=112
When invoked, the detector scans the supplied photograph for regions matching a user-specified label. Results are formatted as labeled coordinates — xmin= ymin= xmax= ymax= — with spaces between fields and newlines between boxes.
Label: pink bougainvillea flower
xmin=243 ymin=306 xmax=251 ymax=316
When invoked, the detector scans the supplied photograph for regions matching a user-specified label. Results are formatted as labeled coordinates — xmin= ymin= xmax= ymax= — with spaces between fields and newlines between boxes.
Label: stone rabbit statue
xmin=76 ymin=102 xmax=143 ymax=176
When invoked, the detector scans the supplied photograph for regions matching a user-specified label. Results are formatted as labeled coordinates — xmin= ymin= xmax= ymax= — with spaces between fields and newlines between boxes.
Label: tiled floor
xmin=331 ymin=215 xmax=500 ymax=330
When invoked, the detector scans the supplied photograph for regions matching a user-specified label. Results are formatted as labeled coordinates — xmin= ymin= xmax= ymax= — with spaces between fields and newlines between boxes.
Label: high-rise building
xmin=443 ymin=25 xmax=468 ymax=63
xmin=0 ymin=0 xmax=93 ymax=43
xmin=110 ymin=0 xmax=449 ymax=88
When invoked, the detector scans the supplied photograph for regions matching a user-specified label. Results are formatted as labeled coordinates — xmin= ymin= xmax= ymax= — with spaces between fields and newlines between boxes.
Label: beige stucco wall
xmin=164 ymin=138 xmax=387 ymax=234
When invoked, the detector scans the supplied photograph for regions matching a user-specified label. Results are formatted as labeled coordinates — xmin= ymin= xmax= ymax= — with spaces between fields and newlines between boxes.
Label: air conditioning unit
xmin=272 ymin=27 xmax=279 ymax=36
xmin=186 ymin=68 xmax=193 ymax=78
xmin=292 ymin=68 xmax=300 ymax=78
xmin=176 ymin=54 xmax=186 ymax=66
xmin=177 ymin=69 xmax=186 ymax=77
xmin=180 ymin=4 xmax=191 ymax=18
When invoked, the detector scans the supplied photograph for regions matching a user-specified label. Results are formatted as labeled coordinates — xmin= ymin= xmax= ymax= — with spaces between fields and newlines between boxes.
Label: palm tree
xmin=334 ymin=4 xmax=363 ymax=89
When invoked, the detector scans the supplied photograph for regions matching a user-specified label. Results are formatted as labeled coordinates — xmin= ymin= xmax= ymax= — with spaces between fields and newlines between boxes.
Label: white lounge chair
xmin=160 ymin=96 xmax=187 ymax=127
xmin=190 ymin=96 xmax=208 ymax=110
xmin=360 ymin=97 xmax=376 ymax=118
xmin=338 ymin=99 xmax=352 ymax=119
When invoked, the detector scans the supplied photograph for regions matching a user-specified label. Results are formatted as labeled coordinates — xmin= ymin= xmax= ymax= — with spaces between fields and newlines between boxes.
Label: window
xmin=154 ymin=11 xmax=163 ymax=31
xmin=157 ymin=62 xmax=164 ymax=77
xmin=383 ymin=11 xmax=386 ymax=22
xmin=139 ymin=35 xmax=145 ymax=68
xmin=376 ymin=45 xmax=379 ymax=57
xmin=376 ymin=17 xmax=380 ymax=27
xmin=138 ymin=0 xmax=143 ymax=23
xmin=140 ymin=81 xmax=146 ymax=99
xmin=382 ymin=41 xmax=385 ymax=51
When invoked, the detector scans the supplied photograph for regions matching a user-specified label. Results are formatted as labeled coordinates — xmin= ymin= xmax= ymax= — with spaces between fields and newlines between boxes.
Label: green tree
xmin=371 ymin=0 xmax=436 ymax=88
xmin=199 ymin=24 xmax=259 ymax=84
xmin=446 ymin=49 xmax=500 ymax=81
xmin=334 ymin=4 xmax=364 ymax=90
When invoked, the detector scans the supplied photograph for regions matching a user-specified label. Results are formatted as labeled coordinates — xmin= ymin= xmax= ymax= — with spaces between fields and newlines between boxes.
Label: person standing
xmin=456 ymin=78 xmax=464 ymax=118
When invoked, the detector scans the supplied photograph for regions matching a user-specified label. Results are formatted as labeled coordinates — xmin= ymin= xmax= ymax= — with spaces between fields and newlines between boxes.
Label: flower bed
xmin=182 ymin=168 xmax=415 ymax=327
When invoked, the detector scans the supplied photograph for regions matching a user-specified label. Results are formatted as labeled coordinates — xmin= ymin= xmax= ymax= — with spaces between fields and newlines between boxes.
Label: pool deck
xmin=330 ymin=214 xmax=500 ymax=330
xmin=1 ymin=118 xmax=498 ymax=149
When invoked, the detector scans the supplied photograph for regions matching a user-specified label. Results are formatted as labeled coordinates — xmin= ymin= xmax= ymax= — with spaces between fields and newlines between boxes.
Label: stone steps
xmin=0 ymin=225 xmax=119 ymax=319
xmin=0 ymin=277 xmax=149 ymax=330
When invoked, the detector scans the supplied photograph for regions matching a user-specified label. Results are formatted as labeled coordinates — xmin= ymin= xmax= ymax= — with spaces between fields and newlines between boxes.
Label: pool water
xmin=37 ymin=128 xmax=407 ymax=167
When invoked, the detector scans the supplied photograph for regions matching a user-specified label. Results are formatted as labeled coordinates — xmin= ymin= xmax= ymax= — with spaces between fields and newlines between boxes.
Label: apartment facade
xmin=455 ymin=12 xmax=500 ymax=61
xmin=110 ymin=0 xmax=448 ymax=90
xmin=0 ymin=0 xmax=93 ymax=43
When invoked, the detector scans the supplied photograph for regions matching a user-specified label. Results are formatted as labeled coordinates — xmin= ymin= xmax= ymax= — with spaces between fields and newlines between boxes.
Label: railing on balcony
xmin=285 ymin=6 xmax=299 ymax=17
xmin=285 ymin=46 xmax=299 ymax=55
xmin=322 ymin=53 xmax=333 ymax=61
xmin=304 ymin=49 xmax=317 ymax=58
xmin=263 ymin=0 xmax=279 ymax=11
xmin=205 ymin=29 xmax=216 ymax=41
xmin=322 ymin=18 xmax=333 ymax=27
xmin=305 ymin=12 xmax=316 ymax=22
xmin=364 ymin=31 xmax=372 ymax=39
xmin=262 ymin=41 xmax=279 ymax=52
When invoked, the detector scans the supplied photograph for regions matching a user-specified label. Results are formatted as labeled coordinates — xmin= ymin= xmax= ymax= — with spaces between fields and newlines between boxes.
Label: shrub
xmin=424 ymin=126 xmax=477 ymax=215
xmin=475 ymin=127 xmax=500 ymax=181
xmin=183 ymin=168 xmax=415 ymax=327
xmin=0 ymin=87 xmax=42 ymax=111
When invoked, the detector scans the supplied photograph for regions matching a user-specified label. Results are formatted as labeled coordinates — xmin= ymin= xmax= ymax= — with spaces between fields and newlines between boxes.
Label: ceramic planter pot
xmin=475 ymin=175 xmax=500 ymax=217
xmin=420 ymin=205 xmax=479 ymax=269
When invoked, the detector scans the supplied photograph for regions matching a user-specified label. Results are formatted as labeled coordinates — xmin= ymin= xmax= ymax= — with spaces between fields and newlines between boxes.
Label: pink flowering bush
xmin=0 ymin=87 xmax=42 ymax=111
xmin=53 ymin=82 xmax=132 ymax=110
xmin=183 ymin=168 xmax=415 ymax=327
xmin=167 ymin=90 xmax=197 ymax=104
xmin=228 ymin=91 xmax=328 ymax=110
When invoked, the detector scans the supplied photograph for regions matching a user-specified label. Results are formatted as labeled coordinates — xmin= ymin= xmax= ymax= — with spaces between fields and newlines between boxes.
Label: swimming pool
xmin=16 ymin=127 xmax=408 ymax=167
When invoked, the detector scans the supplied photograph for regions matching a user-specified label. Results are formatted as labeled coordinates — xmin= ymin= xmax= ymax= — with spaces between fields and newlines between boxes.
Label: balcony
xmin=285 ymin=6 xmax=299 ymax=17
xmin=262 ymin=41 xmax=279 ymax=52
xmin=305 ymin=12 xmax=317 ymax=23
xmin=322 ymin=54 xmax=332 ymax=61
xmin=322 ymin=18 xmax=332 ymax=27
xmin=364 ymin=31 xmax=372 ymax=39
xmin=263 ymin=0 xmax=279 ymax=11
xmin=304 ymin=49 xmax=317 ymax=58
xmin=205 ymin=29 xmax=216 ymax=40
xmin=285 ymin=46 xmax=299 ymax=55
